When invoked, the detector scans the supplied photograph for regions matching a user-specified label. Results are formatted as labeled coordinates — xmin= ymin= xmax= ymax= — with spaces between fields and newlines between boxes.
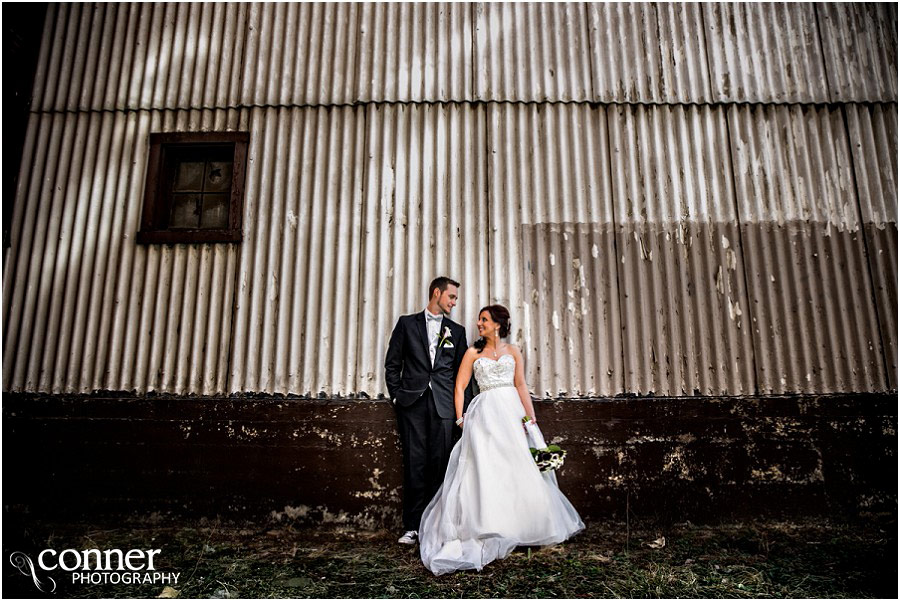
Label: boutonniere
xmin=437 ymin=326 xmax=454 ymax=348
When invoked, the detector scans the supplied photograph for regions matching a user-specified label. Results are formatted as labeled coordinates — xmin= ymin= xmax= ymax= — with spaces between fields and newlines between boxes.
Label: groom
xmin=384 ymin=276 xmax=470 ymax=545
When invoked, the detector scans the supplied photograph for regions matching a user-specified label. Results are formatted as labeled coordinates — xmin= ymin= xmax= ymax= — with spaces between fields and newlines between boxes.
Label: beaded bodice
xmin=473 ymin=354 xmax=516 ymax=392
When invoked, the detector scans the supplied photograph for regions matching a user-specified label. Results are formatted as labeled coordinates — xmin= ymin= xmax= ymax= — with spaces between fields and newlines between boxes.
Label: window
xmin=137 ymin=132 xmax=249 ymax=244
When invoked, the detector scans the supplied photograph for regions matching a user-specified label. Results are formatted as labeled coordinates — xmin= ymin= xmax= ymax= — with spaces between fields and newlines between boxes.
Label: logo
xmin=9 ymin=547 xmax=180 ymax=592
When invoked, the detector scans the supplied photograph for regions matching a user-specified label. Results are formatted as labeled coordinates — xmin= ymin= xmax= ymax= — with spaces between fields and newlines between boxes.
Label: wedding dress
xmin=419 ymin=353 xmax=585 ymax=575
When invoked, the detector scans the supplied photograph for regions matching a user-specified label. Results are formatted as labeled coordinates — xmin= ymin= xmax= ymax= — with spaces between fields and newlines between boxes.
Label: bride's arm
xmin=454 ymin=348 xmax=477 ymax=425
xmin=511 ymin=346 xmax=537 ymax=423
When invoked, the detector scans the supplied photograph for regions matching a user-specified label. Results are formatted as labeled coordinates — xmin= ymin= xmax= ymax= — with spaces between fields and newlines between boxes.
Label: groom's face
xmin=436 ymin=285 xmax=458 ymax=315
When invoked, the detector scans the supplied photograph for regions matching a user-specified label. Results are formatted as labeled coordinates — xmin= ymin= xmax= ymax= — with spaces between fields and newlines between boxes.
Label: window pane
xmin=170 ymin=194 xmax=200 ymax=228
xmin=205 ymin=161 xmax=233 ymax=193
xmin=199 ymin=194 xmax=229 ymax=229
xmin=174 ymin=161 xmax=205 ymax=192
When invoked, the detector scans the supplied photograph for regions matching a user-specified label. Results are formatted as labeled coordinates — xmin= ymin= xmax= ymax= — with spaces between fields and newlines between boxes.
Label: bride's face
xmin=476 ymin=311 xmax=499 ymax=338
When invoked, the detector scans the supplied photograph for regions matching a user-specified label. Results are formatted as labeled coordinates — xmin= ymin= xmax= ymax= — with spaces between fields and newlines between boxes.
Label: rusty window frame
xmin=137 ymin=131 xmax=249 ymax=244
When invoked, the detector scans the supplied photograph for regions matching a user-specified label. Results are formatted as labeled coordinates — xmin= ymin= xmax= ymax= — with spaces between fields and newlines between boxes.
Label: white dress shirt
xmin=425 ymin=308 xmax=443 ymax=366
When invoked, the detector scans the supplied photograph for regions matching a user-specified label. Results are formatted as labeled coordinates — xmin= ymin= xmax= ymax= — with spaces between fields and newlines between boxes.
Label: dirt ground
xmin=3 ymin=513 xmax=896 ymax=599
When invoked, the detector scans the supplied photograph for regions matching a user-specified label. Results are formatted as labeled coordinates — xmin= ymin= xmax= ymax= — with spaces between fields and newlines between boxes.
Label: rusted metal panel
xmin=26 ymin=3 xmax=900 ymax=110
xmin=487 ymin=104 xmax=623 ymax=397
xmin=588 ymin=3 xmax=712 ymax=104
xmin=241 ymin=3 xmax=360 ymax=107
xmin=36 ymin=2 xmax=473 ymax=109
xmin=355 ymin=103 xmax=490 ymax=397
xmin=817 ymin=3 xmax=898 ymax=102
xmin=474 ymin=2 xmax=592 ymax=102
xmin=357 ymin=2 xmax=474 ymax=102
xmin=229 ymin=103 xmax=488 ymax=397
xmin=607 ymin=104 xmax=755 ymax=396
xmin=228 ymin=106 xmax=366 ymax=396
xmin=703 ymin=3 xmax=830 ymax=103
xmin=728 ymin=104 xmax=887 ymax=393
xmin=6 ymin=2 xmax=896 ymax=400
xmin=2 ymin=109 xmax=245 ymax=395
xmin=845 ymin=103 xmax=898 ymax=390
xmin=32 ymin=3 xmax=248 ymax=112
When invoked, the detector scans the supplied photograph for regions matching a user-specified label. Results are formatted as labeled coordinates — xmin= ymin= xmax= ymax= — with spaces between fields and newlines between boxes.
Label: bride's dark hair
xmin=473 ymin=304 xmax=511 ymax=353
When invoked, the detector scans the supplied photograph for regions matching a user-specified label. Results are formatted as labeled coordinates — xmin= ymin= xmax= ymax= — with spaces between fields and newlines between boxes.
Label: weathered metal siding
xmin=228 ymin=106 xmax=364 ymax=396
xmin=487 ymin=103 xmax=622 ymax=397
xmin=589 ymin=3 xmax=713 ymax=104
xmin=728 ymin=104 xmax=887 ymax=393
xmin=475 ymin=2 xmax=593 ymax=102
xmin=817 ymin=3 xmax=898 ymax=102
xmin=609 ymin=104 xmax=755 ymax=396
xmin=3 ymin=108 xmax=245 ymax=395
xmin=355 ymin=103 xmax=490 ymax=396
xmin=33 ymin=3 xmax=248 ymax=112
xmin=19 ymin=3 xmax=900 ymax=109
xmin=845 ymin=104 xmax=899 ymax=390
xmin=240 ymin=3 xmax=359 ymax=106
xmin=241 ymin=2 xmax=475 ymax=106
xmin=4 ymin=2 xmax=897 ymax=398
xmin=703 ymin=3 xmax=830 ymax=103
xmin=229 ymin=103 xmax=489 ymax=396
xmin=357 ymin=2 xmax=474 ymax=102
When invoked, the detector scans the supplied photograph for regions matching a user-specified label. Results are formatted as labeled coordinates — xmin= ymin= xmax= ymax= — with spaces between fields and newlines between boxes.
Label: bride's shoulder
xmin=503 ymin=343 xmax=522 ymax=357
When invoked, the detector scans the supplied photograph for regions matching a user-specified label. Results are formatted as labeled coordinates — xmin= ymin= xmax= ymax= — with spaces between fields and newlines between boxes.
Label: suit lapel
xmin=416 ymin=312 xmax=431 ymax=362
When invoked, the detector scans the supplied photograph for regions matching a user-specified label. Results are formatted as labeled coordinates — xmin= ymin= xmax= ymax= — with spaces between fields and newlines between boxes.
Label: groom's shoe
xmin=398 ymin=530 xmax=418 ymax=545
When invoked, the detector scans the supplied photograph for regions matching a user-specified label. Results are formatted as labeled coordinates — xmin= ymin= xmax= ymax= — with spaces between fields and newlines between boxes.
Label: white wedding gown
xmin=419 ymin=353 xmax=585 ymax=575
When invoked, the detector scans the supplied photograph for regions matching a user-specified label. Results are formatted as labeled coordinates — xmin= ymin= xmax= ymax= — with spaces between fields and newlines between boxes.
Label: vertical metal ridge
xmin=28 ymin=2 xmax=57 ymax=114
xmin=722 ymin=103 xmax=761 ymax=395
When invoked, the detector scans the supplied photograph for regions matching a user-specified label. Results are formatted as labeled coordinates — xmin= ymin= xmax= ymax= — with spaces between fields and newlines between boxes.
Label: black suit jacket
xmin=384 ymin=312 xmax=469 ymax=419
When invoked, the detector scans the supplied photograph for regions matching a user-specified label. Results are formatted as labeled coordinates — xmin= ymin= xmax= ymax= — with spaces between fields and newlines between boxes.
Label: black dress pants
xmin=395 ymin=388 xmax=456 ymax=531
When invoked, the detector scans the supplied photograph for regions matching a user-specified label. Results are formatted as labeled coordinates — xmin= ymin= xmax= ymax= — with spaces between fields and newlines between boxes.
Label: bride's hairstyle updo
xmin=473 ymin=304 xmax=511 ymax=353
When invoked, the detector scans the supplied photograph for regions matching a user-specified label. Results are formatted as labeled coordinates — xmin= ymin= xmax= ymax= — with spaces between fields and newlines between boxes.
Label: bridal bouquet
xmin=530 ymin=445 xmax=567 ymax=472
xmin=522 ymin=416 xmax=567 ymax=472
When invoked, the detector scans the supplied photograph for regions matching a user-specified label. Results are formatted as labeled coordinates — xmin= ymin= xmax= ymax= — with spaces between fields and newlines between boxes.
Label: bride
xmin=418 ymin=304 xmax=584 ymax=575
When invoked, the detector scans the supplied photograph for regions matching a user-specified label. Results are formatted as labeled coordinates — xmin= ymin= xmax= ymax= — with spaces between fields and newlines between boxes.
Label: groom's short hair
xmin=429 ymin=276 xmax=460 ymax=298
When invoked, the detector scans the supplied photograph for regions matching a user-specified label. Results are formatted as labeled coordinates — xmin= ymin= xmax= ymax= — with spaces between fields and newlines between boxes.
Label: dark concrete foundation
xmin=3 ymin=393 xmax=896 ymax=527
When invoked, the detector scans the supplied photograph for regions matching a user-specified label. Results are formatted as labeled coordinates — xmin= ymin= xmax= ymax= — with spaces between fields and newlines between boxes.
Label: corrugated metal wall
xmin=3 ymin=2 xmax=896 ymax=397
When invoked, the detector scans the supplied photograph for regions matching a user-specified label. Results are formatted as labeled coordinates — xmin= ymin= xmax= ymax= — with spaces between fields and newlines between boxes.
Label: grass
xmin=3 ymin=514 xmax=895 ymax=598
